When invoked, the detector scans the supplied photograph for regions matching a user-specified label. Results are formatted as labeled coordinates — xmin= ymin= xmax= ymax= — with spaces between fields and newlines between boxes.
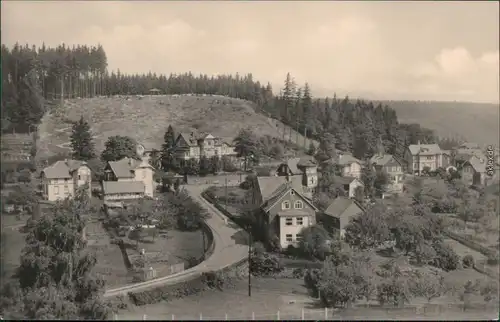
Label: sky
xmin=2 ymin=1 xmax=499 ymax=103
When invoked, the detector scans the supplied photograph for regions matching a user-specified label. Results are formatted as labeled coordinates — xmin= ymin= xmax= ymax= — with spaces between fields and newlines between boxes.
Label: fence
xmin=114 ymin=303 xmax=499 ymax=320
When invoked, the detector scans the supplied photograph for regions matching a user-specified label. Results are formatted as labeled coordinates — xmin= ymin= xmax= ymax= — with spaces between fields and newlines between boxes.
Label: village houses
xmin=171 ymin=131 xmax=238 ymax=162
xmin=323 ymin=152 xmax=363 ymax=179
xmin=404 ymin=142 xmax=450 ymax=175
xmin=41 ymin=159 xmax=92 ymax=201
xmin=102 ymin=144 xmax=155 ymax=201
xmin=456 ymin=155 xmax=488 ymax=186
xmin=370 ymin=153 xmax=405 ymax=194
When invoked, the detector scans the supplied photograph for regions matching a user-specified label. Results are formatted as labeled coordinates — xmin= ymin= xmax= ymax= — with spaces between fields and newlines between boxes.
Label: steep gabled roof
xmin=337 ymin=153 xmax=362 ymax=166
xmin=408 ymin=144 xmax=442 ymax=156
xmin=262 ymin=184 xmax=317 ymax=213
xmin=324 ymin=197 xmax=364 ymax=218
xmin=256 ymin=176 xmax=302 ymax=202
xmin=42 ymin=160 xmax=89 ymax=179
xmin=370 ymin=154 xmax=399 ymax=166
xmin=332 ymin=176 xmax=362 ymax=186
xmin=107 ymin=157 xmax=154 ymax=179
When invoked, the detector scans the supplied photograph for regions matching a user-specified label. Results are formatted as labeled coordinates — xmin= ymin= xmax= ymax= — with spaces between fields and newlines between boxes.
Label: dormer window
xmin=282 ymin=201 xmax=291 ymax=210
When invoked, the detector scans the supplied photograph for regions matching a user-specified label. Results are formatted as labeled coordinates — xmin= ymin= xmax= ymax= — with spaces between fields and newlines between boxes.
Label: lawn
xmin=115 ymin=274 xmax=497 ymax=321
xmin=208 ymin=186 xmax=254 ymax=216
xmin=37 ymin=95 xmax=318 ymax=159
xmin=124 ymin=229 xmax=205 ymax=279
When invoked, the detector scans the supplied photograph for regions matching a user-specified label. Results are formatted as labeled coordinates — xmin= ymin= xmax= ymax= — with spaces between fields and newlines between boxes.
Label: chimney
xmin=286 ymin=172 xmax=290 ymax=182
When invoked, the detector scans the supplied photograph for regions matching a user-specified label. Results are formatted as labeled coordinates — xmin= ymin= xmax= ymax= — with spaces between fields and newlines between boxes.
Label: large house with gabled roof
xmin=103 ymin=154 xmax=155 ymax=201
xmin=41 ymin=159 xmax=92 ymax=201
xmin=253 ymin=176 xmax=318 ymax=249
xmin=404 ymin=142 xmax=450 ymax=175
xmin=370 ymin=153 xmax=404 ymax=193
xmin=172 ymin=131 xmax=237 ymax=161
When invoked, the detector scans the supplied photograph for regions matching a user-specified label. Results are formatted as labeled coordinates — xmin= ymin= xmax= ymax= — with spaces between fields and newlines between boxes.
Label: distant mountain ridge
xmin=376 ymin=100 xmax=499 ymax=146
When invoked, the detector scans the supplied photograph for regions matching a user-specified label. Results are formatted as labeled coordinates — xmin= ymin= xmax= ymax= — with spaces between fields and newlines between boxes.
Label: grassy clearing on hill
xmin=382 ymin=100 xmax=500 ymax=145
xmin=37 ymin=95 xmax=318 ymax=159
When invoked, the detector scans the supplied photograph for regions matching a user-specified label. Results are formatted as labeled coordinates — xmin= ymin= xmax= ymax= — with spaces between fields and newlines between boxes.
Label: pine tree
xmin=161 ymin=125 xmax=176 ymax=171
xmin=70 ymin=116 xmax=95 ymax=161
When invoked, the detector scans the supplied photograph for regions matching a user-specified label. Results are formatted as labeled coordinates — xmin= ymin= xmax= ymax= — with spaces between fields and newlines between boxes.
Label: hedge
xmin=444 ymin=230 xmax=497 ymax=258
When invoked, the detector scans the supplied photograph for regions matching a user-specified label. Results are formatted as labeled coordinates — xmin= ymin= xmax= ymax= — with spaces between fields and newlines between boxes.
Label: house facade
xmin=172 ymin=132 xmax=238 ymax=161
xmin=370 ymin=153 xmax=404 ymax=193
xmin=41 ymin=159 xmax=92 ymax=201
xmin=404 ymin=142 xmax=449 ymax=175
xmin=331 ymin=176 xmax=364 ymax=199
xmin=458 ymin=155 xmax=487 ymax=186
xmin=336 ymin=152 xmax=363 ymax=179
xmin=321 ymin=197 xmax=364 ymax=238
xmin=103 ymin=151 xmax=155 ymax=200
xmin=254 ymin=180 xmax=318 ymax=249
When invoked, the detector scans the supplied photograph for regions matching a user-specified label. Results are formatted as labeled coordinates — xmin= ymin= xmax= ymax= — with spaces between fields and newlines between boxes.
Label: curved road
xmin=104 ymin=183 xmax=248 ymax=298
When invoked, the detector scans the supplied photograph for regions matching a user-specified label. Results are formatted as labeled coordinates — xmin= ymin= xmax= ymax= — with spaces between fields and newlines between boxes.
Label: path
xmin=103 ymin=182 xmax=248 ymax=298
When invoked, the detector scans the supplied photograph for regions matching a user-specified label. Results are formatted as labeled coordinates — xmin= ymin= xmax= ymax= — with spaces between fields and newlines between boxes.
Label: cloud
xmin=409 ymin=47 xmax=499 ymax=102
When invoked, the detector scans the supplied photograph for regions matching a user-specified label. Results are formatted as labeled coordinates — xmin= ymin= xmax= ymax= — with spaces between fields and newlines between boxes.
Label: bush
xmin=462 ymin=255 xmax=475 ymax=268
xmin=250 ymin=252 xmax=284 ymax=276
xmin=17 ymin=169 xmax=31 ymax=183
xmin=432 ymin=241 xmax=460 ymax=271
xmin=304 ymin=269 xmax=322 ymax=297
xmin=201 ymin=271 xmax=234 ymax=290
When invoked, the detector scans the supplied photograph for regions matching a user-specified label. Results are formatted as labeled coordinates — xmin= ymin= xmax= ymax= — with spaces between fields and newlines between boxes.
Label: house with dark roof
xmin=40 ymin=159 xmax=92 ymax=201
xmin=172 ymin=131 xmax=237 ymax=161
xmin=320 ymin=197 xmax=364 ymax=238
xmin=103 ymin=155 xmax=155 ymax=201
xmin=253 ymin=176 xmax=318 ymax=249
xmin=322 ymin=152 xmax=363 ymax=179
xmin=457 ymin=155 xmax=488 ymax=186
xmin=404 ymin=141 xmax=449 ymax=175
xmin=370 ymin=153 xmax=404 ymax=193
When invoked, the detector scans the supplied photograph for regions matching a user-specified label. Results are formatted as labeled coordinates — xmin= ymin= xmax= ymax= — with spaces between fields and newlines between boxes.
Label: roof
xmin=42 ymin=159 xmax=88 ymax=179
xmin=324 ymin=197 xmax=364 ymax=218
xmin=466 ymin=155 xmax=486 ymax=173
xmin=277 ymin=210 xmax=312 ymax=217
xmin=297 ymin=156 xmax=317 ymax=168
xmin=408 ymin=144 xmax=442 ymax=156
xmin=256 ymin=176 xmax=303 ymax=202
xmin=285 ymin=158 xmax=302 ymax=175
xmin=370 ymin=154 xmax=398 ymax=166
xmin=178 ymin=132 xmax=199 ymax=147
xmin=107 ymin=157 xmax=153 ymax=178
xmin=102 ymin=181 xmax=145 ymax=195
xmin=337 ymin=153 xmax=362 ymax=166
xmin=458 ymin=142 xmax=480 ymax=150
xmin=333 ymin=176 xmax=360 ymax=186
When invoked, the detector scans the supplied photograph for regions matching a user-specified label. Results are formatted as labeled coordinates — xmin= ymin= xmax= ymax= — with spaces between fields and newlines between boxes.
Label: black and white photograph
xmin=1 ymin=1 xmax=499 ymax=320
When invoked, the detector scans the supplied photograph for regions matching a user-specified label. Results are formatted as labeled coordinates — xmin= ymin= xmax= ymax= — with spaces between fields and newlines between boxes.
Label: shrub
xmin=432 ymin=241 xmax=460 ymax=271
xmin=202 ymin=271 xmax=234 ymax=290
xmin=304 ymin=269 xmax=322 ymax=297
xmin=462 ymin=255 xmax=475 ymax=268
xmin=250 ymin=252 xmax=284 ymax=276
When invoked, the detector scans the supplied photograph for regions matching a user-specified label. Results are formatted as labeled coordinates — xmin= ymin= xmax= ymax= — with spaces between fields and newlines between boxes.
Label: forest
xmin=1 ymin=43 xmax=453 ymax=160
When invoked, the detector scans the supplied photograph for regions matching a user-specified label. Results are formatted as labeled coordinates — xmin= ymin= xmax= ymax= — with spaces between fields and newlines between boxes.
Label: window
xmin=54 ymin=186 xmax=59 ymax=194
xmin=290 ymin=190 xmax=295 ymax=195
xmin=296 ymin=233 xmax=303 ymax=241
xmin=426 ymin=156 xmax=432 ymax=160
xmin=282 ymin=201 xmax=291 ymax=210
xmin=64 ymin=185 xmax=69 ymax=193
xmin=78 ymin=175 xmax=81 ymax=180
xmin=285 ymin=234 xmax=293 ymax=242
xmin=296 ymin=217 xmax=304 ymax=225
xmin=413 ymin=163 xmax=418 ymax=169
xmin=285 ymin=218 xmax=293 ymax=226
xmin=294 ymin=200 xmax=303 ymax=209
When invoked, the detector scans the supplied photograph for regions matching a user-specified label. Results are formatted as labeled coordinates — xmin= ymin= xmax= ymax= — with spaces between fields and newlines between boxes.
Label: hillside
xmin=37 ymin=95 xmax=318 ymax=159
xmin=381 ymin=100 xmax=500 ymax=146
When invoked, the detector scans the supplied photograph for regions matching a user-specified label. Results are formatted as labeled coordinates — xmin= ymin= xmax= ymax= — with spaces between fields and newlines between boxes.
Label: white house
xmin=41 ymin=159 xmax=92 ymax=201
